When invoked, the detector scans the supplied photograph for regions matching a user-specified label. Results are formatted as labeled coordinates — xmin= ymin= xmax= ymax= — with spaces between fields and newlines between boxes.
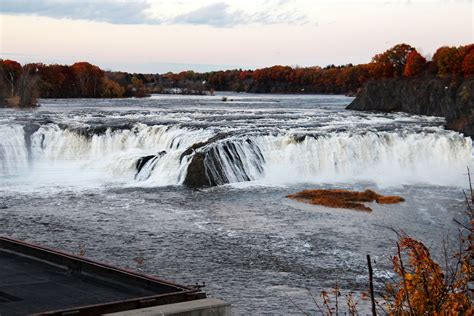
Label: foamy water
xmin=1 ymin=94 xmax=471 ymax=191
xmin=0 ymin=94 xmax=471 ymax=313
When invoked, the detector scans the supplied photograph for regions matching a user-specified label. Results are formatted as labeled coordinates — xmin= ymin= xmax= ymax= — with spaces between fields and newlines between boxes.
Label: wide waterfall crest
xmin=253 ymin=132 xmax=472 ymax=186
xmin=1 ymin=123 xmax=472 ymax=188
xmin=181 ymin=132 xmax=472 ymax=187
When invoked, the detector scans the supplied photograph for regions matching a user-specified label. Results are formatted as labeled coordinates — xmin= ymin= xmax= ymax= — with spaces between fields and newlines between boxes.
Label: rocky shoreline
xmin=347 ymin=76 xmax=474 ymax=137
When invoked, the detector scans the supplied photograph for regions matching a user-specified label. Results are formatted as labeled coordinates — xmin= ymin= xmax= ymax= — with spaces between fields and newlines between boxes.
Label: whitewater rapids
xmin=0 ymin=95 xmax=472 ymax=190
xmin=1 ymin=94 xmax=472 ymax=314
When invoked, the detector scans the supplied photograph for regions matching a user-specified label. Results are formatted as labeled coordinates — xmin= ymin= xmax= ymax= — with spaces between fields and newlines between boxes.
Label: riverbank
xmin=347 ymin=76 xmax=474 ymax=137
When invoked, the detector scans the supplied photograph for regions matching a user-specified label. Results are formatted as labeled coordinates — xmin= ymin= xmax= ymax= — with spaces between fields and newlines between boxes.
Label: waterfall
xmin=0 ymin=125 xmax=29 ymax=176
xmin=194 ymin=132 xmax=472 ymax=187
xmin=1 ymin=123 xmax=472 ymax=188
xmin=253 ymin=133 xmax=472 ymax=186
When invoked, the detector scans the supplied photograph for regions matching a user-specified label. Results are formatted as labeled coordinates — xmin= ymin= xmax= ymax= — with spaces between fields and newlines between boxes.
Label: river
xmin=0 ymin=94 xmax=471 ymax=313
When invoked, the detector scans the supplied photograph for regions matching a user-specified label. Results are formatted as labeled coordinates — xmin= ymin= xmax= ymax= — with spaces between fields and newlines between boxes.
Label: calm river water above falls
xmin=0 ymin=94 xmax=472 ymax=313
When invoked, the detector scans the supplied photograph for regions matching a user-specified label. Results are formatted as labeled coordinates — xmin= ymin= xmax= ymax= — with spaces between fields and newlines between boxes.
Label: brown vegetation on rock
xmin=287 ymin=189 xmax=404 ymax=212
xmin=376 ymin=196 xmax=405 ymax=204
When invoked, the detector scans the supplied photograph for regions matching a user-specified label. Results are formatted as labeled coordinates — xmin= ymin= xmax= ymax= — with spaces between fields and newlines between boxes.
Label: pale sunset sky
xmin=0 ymin=0 xmax=472 ymax=73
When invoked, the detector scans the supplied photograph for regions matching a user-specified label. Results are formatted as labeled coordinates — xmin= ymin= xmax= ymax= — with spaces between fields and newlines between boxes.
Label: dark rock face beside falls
xmin=182 ymin=136 xmax=265 ymax=188
xmin=136 ymin=155 xmax=156 ymax=173
xmin=180 ymin=133 xmax=231 ymax=187
xmin=135 ymin=151 xmax=166 ymax=180
xmin=347 ymin=77 xmax=474 ymax=137
xmin=65 ymin=122 xmax=135 ymax=138
xmin=23 ymin=123 xmax=41 ymax=160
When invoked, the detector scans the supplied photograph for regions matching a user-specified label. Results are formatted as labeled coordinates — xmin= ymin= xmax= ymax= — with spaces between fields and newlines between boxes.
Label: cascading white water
xmin=2 ymin=123 xmax=214 ymax=188
xmin=0 ymin=125 xmax=29 ymax=176
xmin=1 ymin=123 xmax=472 ymax=188
xmin=202 ymin=139 xmax=265 ymax=185
xmin=255 ymin=132 xmax=472 ymax=186
xmin=201 ymin=132 xmax=472 ymax=187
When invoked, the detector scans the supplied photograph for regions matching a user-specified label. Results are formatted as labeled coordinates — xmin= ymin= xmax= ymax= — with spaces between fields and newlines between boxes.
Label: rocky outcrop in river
xmin=287 ymin=189 xmax=405 ymax=212
xmin=182 ymin=135 xmax=265 ymax=187
xmin=347 ymin=76 xmax=474 ymax=137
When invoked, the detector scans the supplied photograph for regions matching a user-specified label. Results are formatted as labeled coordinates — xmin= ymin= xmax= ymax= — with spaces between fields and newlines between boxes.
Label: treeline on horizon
xmin=1 ymin=43 xmax=473 ymax=107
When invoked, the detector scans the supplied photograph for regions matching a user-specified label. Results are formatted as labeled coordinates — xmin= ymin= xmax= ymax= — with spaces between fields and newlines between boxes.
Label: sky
xmin=0 ymin=0 xmax=473 ymax=73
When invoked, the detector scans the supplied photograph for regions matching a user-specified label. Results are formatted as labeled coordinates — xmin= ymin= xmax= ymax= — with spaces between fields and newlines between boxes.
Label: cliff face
xmin=347 ymin=77 xmax=474 ymax=137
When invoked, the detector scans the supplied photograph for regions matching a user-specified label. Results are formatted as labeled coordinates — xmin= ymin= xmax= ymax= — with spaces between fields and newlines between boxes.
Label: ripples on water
xmin=0 ymin=94 xmax=471 ymax=313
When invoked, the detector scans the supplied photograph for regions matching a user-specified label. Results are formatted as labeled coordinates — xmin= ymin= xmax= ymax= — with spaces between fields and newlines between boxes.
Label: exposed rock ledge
xmin=181 ymin=134 xmax=264 ymax=188
xmin=287 ymin=189 xmax=405 ymax=212
xmin=347 ymin=76 xmax=474 ymax=137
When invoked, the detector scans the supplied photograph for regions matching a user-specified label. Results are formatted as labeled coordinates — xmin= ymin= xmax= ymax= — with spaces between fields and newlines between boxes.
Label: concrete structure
xmin=105 ymin=298 xmax=231 ymax=316
xmin=0 ymin=236 xmax=229 ymax=315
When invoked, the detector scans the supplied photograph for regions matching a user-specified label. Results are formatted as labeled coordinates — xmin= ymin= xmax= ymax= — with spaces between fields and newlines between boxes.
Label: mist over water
xmin=0 ymin=94 xmax=471 ymax=313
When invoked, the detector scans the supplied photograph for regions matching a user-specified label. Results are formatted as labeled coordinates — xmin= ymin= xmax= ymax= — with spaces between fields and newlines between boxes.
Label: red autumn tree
xmin=403 ymin=50 xmax=427 ymax=77
xmin=0 ymin=59 xmax=22 ymax=97
xmin=372 ymin=43 xmax=415 ymax=78
xmin=36 ymin=64 xmax=68 ymax=98
xmin=462 ymin=50 xmax=474 ymax=76
xmin=71 ymin=62 xmax=104 ymax=97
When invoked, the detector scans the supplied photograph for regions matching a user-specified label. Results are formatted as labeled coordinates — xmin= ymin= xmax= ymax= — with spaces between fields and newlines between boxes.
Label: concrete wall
xmin=105 ymin=298 xmax=231 ymax=316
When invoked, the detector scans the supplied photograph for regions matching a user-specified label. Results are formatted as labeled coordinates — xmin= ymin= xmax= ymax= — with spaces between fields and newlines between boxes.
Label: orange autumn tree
xmin=386 ymin=235 xmax=472 ymax=314
xmin=433 ymin=46 xmax=462 ymax=76
xmin=71 ymin=62 xmax=104 ymax=97
xmin=403 ymin=50 xmax=427 ymax=77
xmin=385 ymin=178 xmax=473 ymax=315
xmin=100 ymin=77 xmax=125 ymax=98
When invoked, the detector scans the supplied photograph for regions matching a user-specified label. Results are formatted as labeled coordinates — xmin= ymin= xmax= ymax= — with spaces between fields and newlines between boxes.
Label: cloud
xmin=0 ymin=0 xmax=309 ymax=27
xmin=172 ymin=2 xmax=245 ymax=27
xmin=172 ymin=1 xmax=308 ymax=27
xmin=0 ymin=0 xmax=158 ymax=24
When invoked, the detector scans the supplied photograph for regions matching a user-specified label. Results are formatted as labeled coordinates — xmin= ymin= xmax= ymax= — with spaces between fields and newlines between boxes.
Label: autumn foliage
xmin=372 ymin=44 xmax=415 ymax=78
xmin=310 ymin=231 xmax=473 ymax=315
xmin=432 ymin=44 xmax=474 ymax=76
xmin=100 ymin=78 xmax=124 ymax=98
xmin=385 ymin=234 xmax=473 ymax=314
xmin=433 ymin=47 xmax=462 ymax=76
xmin=384 ymin=181 xmax=474 ymax=315
xmin=0 ymin=60 xmax=39 ymax=107
xmin=403 ymin=51 xmax=427 ymax=77
xmin=1 ymin=43 xmax=473 ymax=107
xmin=462 ymin=49 xmax=474 ymax=75
xmin=70 ymin=62 xmax=104 ymax=97
xmin=0 ymin=60 xmax=21 ymax=99
xmin=160 ymin=43 xmax=471 ymax=94
xmin=0 ymin=60 xmax=146 ymax=106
